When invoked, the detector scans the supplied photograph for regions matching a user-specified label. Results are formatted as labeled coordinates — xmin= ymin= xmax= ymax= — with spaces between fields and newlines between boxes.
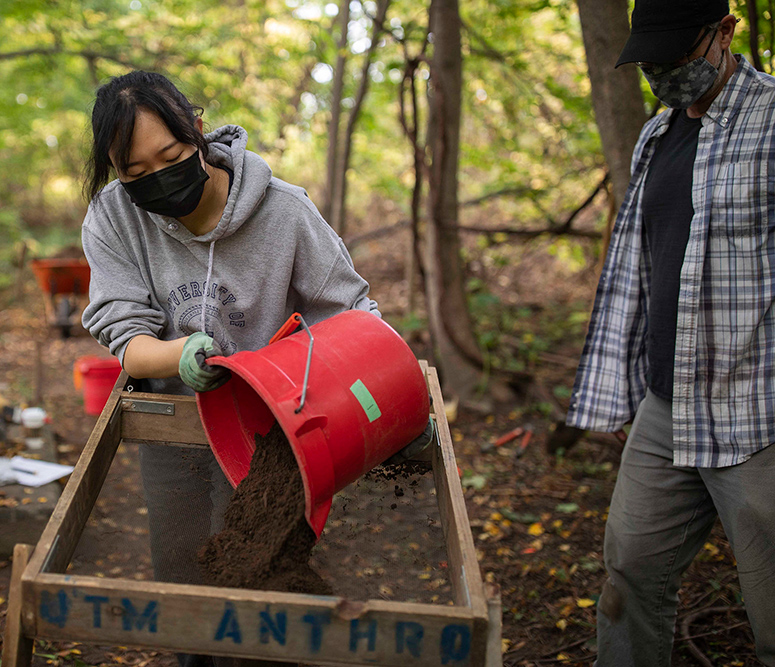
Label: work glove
xmin=179 ymin=332 xmax=231 ymax=393
xmin=384 ymin=416 xmax=436 ymax=466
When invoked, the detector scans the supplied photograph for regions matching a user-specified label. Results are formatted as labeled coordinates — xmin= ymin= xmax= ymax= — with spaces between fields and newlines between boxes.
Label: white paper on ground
xmin=7 ymin=456 xmax=74 ymax=487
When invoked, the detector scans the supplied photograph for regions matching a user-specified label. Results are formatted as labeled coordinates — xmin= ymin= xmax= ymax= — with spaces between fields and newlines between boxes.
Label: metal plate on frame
xmin=121 ymin=400 xmax=175 ymax=416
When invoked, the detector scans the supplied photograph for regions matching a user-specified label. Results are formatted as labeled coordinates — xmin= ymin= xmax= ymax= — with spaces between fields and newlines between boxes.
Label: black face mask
xmin=120 ymin=150 xmax=209 ymax=218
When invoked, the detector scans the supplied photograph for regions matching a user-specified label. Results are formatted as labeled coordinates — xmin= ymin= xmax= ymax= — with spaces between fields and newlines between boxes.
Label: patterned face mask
xmin=639 ymin=27 xmax=721 ymax=109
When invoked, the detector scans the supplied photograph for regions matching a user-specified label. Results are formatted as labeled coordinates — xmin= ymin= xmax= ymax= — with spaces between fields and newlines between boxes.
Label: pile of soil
xmin=198 ymin=422 xmax=332 ymax=595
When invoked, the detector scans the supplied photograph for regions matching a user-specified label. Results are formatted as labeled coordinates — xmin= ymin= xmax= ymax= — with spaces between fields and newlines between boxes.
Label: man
xmin=567 ymin=1 xmax=775 ymax=665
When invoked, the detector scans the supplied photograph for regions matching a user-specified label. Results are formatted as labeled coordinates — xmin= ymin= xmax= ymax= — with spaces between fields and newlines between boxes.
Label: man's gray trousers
xmin=597 ymin=389 xmax=775 ymax=666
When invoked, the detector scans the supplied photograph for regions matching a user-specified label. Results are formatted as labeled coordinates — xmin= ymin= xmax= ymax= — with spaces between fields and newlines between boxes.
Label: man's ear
xmin=195 ymin=116 xmax=204 ymax=134
xmin=719 ymin=14 xmax=737 ymax=49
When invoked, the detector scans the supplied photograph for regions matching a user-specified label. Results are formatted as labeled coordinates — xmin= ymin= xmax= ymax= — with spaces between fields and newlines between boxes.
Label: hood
xmin=188 ymin=125 xmax=272 ymax=337
xmin=196 ymin=124 xmax=273 ymax=243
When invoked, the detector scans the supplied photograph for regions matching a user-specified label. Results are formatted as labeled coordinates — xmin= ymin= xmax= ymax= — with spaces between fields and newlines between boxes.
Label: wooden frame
xmin=2 ymin=365 xmax=501 ymax=667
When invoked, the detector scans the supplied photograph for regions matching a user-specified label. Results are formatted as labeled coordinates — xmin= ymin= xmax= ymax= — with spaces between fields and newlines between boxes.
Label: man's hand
xmin=179 ymin=332 xmax=231 ymax=392
xmin=384 ymin=417 xmax=435 ymax=465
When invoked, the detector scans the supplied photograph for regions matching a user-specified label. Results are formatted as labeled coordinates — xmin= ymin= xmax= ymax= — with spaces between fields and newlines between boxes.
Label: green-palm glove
xmin=179 ymin=332 xmax=231 ymax=392
xmin=383 ymin=416 xmax=435 ymax=466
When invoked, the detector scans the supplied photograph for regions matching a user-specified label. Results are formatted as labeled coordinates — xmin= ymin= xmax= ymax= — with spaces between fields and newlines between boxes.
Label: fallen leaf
xmin=556 ymin=502 xmax=579 ymax=513
xmin=461 ymin=474 xmax=487 ymax=490
xmin=576 ymin=598 xmax=596 ymax=608
xmin=556 ymin=619 xmax=568 ymax=630
xmin=527 ymin=522 xmax=544 ymax=536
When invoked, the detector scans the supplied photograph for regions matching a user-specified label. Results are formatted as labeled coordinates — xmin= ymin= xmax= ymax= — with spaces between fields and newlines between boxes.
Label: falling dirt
xmin=198 ymin=422 xmax=332 ymax=595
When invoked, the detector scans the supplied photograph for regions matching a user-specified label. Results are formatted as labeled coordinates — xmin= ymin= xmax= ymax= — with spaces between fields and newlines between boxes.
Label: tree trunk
xmin=322 ymin=0 xmax=350 ymax=223
xmin=745 ymin=0 xmax=765 ymax=71
xmin=400 ymin=60 xmax=423 ymax=317
xmin=330 ymin=0 xmax=390 ymax=235
xmin=577 ymin=0 xmax=646 ymax=212
xmin=425 ymin=0 xmax=483 ymax=402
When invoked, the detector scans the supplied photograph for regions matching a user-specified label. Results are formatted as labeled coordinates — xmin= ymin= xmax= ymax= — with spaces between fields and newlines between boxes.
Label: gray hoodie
xmin=82 ymin=124 xmax=379 ymax=395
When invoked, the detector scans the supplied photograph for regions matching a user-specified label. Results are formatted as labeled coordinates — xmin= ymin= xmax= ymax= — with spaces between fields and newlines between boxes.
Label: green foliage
xmin=0 ymin=208 xmax=25 ymax=289
xmin=0 ymin=0 xmax=612 ymax=250
xmin=466 ymin=269 xmax=590 ymax=376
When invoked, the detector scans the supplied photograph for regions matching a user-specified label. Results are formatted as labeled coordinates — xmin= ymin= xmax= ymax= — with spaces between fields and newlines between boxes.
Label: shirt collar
xmin=703 ymin=54 xmax=752 ymax=128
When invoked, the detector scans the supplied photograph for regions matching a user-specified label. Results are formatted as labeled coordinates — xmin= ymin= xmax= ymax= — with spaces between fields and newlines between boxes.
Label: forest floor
xmin=0 ymin=218 xmax=758 ymax=667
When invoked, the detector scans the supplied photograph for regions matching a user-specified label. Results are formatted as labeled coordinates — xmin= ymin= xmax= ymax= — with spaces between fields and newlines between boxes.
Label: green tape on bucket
xmin=350 ymin=379 xmax=382 ymax=422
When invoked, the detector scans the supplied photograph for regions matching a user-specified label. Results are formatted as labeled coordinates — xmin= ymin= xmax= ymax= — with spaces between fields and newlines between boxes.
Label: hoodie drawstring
xmin=202 ymin=240 xmax=215 ymax=334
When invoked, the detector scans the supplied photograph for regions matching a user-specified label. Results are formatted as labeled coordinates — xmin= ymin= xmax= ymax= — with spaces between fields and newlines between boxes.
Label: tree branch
xmin=461 ymin=170 xmax=608 ymax=235
xmin=345 ymin=221 xmax=410 ymax=248
xmin=557 ymin=171 xmax=609 ymax=232
xmin=679 ymin=606 xmax=746 ymax=667
xmin=0 ymin=46 xmax=142 ymax=70
xmin=457 ymin=225 xmax=602 ymax=240
xmin=460 ymin=186 xmax=538 ymax=207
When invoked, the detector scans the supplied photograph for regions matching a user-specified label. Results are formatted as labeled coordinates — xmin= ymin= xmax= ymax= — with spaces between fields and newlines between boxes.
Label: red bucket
xmin=196 ymin=310 xmax=429 ymax=537
xmin=75 ymin=356 xmax=122 ymax=416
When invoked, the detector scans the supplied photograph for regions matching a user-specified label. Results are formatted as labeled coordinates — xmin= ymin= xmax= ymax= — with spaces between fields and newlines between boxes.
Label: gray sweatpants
xmin=597 ymin=390 xmax=775 ymax=667
xmin=139 ymin=443 xmax=275 ymax=667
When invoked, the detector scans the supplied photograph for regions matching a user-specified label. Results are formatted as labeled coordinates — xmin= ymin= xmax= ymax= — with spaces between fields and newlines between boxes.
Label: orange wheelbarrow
xmin=30 ymin=258 xmax=90 ymax=338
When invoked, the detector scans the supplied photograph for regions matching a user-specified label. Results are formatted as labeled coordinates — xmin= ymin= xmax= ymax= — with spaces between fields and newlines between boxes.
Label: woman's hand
xmin=178 ymin=332 xmax=231 ymax=392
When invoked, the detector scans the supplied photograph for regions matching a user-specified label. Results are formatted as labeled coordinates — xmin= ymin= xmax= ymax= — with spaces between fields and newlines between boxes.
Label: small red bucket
xmin=196 ymin=310 xmax=429 ymax=537
xmin=75 ymin=356 xmax=122 ymax=416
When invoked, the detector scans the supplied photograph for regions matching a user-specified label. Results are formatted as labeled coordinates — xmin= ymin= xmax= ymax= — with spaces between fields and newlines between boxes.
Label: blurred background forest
xmin=0 ymin=0 xmax=769 ymax=399
xmin=0 ymin=0 xmax=767 ymax=395
xmin=2 ymin=1 xmax=775 ymax=664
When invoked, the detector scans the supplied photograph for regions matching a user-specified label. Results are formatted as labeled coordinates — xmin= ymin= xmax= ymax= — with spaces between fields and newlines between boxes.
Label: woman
xmin=81 ymin=70 xmax=380 ymax=667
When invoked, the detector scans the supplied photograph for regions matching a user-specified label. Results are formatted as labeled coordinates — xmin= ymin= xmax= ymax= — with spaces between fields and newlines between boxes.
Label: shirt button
xmin=167 ymin=222 xmax=178 ymax=231
xmin=721 ymin=117 xmax=729 ymax=126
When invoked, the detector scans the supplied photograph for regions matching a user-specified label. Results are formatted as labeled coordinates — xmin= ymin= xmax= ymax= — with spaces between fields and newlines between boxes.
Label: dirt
xmin=198 ymin=422 xmax=332 ymax=595
xmin=364 ymin=460 xmax=432 ymax=482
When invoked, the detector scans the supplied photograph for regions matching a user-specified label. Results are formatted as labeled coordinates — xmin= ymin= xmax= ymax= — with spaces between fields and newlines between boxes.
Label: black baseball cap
xmin=616 ymin=0 xmax=730 ymax=68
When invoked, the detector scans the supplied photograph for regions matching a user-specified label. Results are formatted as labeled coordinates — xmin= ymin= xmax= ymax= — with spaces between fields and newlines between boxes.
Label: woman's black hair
xmin=84 ymin=70 xmax=208 ymax=201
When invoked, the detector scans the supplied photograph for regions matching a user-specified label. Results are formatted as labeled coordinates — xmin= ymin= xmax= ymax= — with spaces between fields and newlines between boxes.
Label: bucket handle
xmin=267 ymin=312 xmax=314 ymax=413
xmin=295 ymin=315 xmax=314 ymax=414
xmin=269 ymin=313 xmax=302 ymax=344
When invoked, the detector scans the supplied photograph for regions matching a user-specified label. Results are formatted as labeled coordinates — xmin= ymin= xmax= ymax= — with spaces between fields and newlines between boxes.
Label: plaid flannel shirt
xmin=567 ymin=56 xmax=775 ymax=468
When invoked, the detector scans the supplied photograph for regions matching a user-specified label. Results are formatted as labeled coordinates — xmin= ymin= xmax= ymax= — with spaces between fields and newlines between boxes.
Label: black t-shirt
xmin=641 ymin=110 xmax=702 ymax=401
